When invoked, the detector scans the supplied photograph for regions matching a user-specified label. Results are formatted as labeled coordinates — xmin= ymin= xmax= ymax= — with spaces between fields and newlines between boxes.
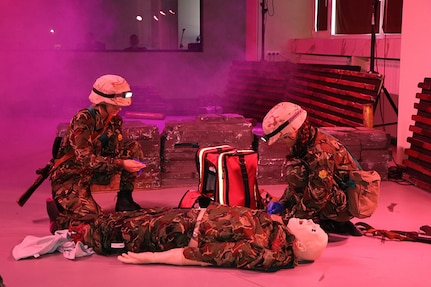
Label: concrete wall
xmin=396 ymin=0 xmax=431 ymax=163
xmin=0 ymin=0 xmax=246 ymax=118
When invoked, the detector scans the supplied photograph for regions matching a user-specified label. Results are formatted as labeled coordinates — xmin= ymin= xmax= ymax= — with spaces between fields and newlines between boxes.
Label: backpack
xmin=178 ymin=144 xmax=264 ymax=209
xmin=320 ymin=129 xmax=381 ymax=219
xmin=347 ymin=170 xmax=381 ymax=218
xmin=52 ymin=106 xmax=96 ymax=158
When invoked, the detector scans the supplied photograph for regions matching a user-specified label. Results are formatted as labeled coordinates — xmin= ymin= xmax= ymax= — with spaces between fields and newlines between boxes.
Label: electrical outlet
xmin=266 ymin=51 xmax=280 ymax=56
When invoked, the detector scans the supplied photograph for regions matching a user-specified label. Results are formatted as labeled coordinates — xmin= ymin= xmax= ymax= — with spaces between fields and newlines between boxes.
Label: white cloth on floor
xmin=12 ymin=230 xmax=94 ymax=260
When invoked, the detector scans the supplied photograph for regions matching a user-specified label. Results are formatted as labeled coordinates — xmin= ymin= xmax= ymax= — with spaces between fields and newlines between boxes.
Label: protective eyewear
xmin=93 ymin=88 xmax=133 ymax=99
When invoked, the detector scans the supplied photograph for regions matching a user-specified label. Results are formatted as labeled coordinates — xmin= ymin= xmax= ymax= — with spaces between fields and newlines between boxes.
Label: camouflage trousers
xmin=84 ymin=207 xmax=199 ymax=255
xmin=51 ymin=140 xmax=144 ymax=230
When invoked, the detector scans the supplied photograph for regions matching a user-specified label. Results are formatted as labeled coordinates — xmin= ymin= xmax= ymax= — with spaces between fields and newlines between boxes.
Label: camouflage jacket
xmin=86 ymin=203 xmax=296 ymax=271
xmin=280 ymin=127 xmax=360 ymax=221
xmin=50 ymin=106 xmax=126 ymax=185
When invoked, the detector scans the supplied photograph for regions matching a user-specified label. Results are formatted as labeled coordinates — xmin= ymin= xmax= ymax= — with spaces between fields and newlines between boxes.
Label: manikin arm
xmin=117 ymin=248 xmax=211 ymax=266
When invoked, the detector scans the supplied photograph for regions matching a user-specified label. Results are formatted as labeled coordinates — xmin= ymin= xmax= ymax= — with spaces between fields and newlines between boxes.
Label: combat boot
xmin=115 ymin=190 xmax=141 ymax=212
xmin=46 ymin=197 xmax=60 ymax=234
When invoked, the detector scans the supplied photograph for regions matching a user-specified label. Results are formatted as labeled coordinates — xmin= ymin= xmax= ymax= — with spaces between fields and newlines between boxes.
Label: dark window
xmin=382 ymin=0 xmax=403 ymax=33
xmin=316 ymin=0 xmax=328 ymax=31
xmin=335 ymin=0 xmax=380 ymax=34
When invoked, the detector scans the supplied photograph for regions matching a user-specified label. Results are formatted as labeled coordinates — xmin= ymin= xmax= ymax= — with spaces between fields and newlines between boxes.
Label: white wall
xmin=247 ymin=0 xmax=313 ymax=61
xmin=264 ymin=0 xmax=313 ymax=61
xmin=397 ymin=0 xmax=431 ymax=164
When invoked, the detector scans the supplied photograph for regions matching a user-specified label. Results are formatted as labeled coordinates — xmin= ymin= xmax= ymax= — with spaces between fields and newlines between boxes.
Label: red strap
xmin=51 ymin=152 xmax=74 ymax=172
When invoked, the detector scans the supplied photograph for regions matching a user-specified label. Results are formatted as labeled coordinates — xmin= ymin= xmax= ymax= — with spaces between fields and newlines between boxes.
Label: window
xmin=316 ymin=0 xmax=328 ymax=31
xmin=1 ymin=0 xmax=202 ymax=51
xmin=382 ymin=0 xmax=403 ymax=33
xmin=335 ymin=0 xmax=380 ymax=34
xmin=315 ymin=0 xmax=403 ymax=35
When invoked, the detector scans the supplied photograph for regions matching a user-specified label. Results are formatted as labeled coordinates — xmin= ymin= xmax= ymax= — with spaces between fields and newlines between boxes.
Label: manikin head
xmin=261 ymin=102 xmax=307 ymax=147
xmin=287 ymin=218 xmax=328 ymax=261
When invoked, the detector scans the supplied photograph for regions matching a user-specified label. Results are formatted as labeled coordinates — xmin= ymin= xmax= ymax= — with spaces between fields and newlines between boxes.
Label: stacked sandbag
xmin=256 ymin=126 xmax=391 ymax=184
xmin=161 ymin=114 xmax=255 ymax=187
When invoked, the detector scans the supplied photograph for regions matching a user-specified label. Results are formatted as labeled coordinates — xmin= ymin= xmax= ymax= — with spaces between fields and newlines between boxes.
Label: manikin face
xmin=287 ymin=218 xmax=328 ymax=261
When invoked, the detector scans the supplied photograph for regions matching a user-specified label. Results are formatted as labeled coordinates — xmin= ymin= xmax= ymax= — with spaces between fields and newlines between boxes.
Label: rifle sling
xmin=50 ymin=152 xmax=75 ymax=172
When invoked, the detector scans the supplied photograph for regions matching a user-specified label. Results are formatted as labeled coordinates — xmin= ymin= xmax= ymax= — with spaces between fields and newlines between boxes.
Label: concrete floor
xmin=1 ymin=116 xmax=431 ymax=287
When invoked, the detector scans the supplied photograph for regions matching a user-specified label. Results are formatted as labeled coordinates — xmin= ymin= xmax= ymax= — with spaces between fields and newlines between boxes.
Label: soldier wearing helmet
xmin=262 ymin=102 xmax=363 ymax=236
xmin=49 ymin=74 xmax=146 ymax=233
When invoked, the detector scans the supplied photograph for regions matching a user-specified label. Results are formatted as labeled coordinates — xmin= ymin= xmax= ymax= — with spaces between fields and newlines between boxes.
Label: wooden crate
xmin=222 ymin=61 xmax=383 ymax=128
xmin=403 ymin=78 xmax=431 ymax=191
xmin=161 ymin=114 xmax=255 ymax=187
xmin=256 ymin=126 xmax=391 ymax=183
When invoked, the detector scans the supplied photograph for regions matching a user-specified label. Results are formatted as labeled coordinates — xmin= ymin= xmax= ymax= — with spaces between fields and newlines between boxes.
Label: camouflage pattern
xmin=184 ymin=203 xmax=296 ymax=270
xmin=81 ymin=203 xmax=296 ymax=271
xmin=86 ymin=207 xmax=198 ymax=255
xmin=50 ymin=106 xmax=144 ymax=230
xmin=280 ymin=127 xmax=360 ymax=222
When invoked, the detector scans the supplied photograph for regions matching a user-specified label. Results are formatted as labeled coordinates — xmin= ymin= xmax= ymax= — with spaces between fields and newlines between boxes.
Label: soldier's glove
xmin=267 ymin=202 xmax=284 ymax=214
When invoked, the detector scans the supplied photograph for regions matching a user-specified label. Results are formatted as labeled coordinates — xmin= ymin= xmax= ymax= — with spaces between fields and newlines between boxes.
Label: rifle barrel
xmin=17 ymin=174 xmax=48 ymax=207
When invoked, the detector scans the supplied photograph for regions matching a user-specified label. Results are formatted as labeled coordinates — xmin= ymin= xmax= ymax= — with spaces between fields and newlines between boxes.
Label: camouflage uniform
xmin=79 ymin=203 xmax=297 ymax=271
xmin=50 ymin=106 xmax=144 ymax=230
xmin=280 ymin=127 xmax=360 ymax=222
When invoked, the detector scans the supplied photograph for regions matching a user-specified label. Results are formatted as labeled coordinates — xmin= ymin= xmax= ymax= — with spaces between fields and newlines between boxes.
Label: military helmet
xmin=88 ymin=74 xmax=132 ymax=107
xmin=261 ymin=102 xmax=307 ymax=145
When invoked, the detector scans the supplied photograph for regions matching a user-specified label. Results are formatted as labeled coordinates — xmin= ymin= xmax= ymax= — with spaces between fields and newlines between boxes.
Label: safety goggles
xmin=261 ymin=109 xmax=302 ymax=143
xmin=92 ymin=88 xmax=133 ymax=99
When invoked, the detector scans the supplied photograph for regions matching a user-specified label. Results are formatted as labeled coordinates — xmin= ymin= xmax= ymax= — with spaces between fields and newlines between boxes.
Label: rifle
xmin=17 ymin=160 xmax=54 ymax=207
xmin=17 ymin=106 xmax=112 ymax=206
xmin=355 ymin=222 xmax=431 ymax=244
xmin=17 ymin=152 xmax=73 ymax=207
xmin=18 ymin=107 xmax=110 ymax=207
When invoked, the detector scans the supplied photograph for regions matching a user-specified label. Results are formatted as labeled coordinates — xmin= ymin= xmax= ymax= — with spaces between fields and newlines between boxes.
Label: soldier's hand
xmin=267 ymin=201 xmax=284 ymax=214
xmin=122 ymin=159 xmax=146 ymax=173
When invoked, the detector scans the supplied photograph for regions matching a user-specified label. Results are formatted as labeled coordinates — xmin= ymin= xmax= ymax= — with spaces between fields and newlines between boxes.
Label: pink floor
xmin=1 ymin=116 xmax=431 ymax=287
